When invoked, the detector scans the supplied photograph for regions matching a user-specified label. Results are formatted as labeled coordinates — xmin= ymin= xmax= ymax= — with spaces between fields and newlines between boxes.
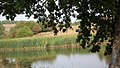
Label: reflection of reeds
xmin=0 ymin=47 xmax=108 ymax=63
xmin=0 ymin=48 xmax=90 ymax=60
xmin=0 ymin=47 xmax=108 ymax=68
xmin=0 ymin=35 xmax=76 ymax=50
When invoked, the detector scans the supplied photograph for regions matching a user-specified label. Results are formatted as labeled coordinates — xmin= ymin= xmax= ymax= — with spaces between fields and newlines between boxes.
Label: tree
xmin=0 ymin=0 xmax=120 ymax=67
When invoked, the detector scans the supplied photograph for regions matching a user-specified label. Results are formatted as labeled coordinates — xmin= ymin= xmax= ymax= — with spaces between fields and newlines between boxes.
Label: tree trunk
xmin=109 ymin=15 xmax=120 ymax=68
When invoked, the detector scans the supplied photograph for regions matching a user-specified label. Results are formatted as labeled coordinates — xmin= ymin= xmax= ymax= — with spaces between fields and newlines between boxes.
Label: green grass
xmin=0 ymin=35 xmax=77 ymax=48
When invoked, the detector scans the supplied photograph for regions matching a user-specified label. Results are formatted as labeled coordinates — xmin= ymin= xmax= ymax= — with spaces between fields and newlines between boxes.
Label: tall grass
xmin=0 ymin=35 xmax=77 ymax=48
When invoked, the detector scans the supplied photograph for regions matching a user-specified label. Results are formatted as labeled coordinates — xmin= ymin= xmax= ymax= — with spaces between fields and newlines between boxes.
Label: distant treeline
xmin=2 ymin=21 xmax=53 ymax=39
xmin=0 ymin=20 xmax=35 ymax=24
xmin=0 ymin=20 xmax=80 ymax=25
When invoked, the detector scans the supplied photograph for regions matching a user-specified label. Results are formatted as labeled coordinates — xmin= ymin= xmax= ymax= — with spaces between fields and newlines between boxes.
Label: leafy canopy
xmin=0 ymin=0 xmax=119 ymax=55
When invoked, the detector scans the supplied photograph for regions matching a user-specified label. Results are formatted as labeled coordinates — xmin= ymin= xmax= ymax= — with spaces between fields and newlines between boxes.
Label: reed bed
xmin=0 ymin=35 xmax=77 ymax=49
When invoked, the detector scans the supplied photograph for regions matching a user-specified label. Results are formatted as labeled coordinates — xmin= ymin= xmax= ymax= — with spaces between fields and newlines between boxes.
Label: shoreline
xmin=0 ymin=44 xmax=81 ymax=52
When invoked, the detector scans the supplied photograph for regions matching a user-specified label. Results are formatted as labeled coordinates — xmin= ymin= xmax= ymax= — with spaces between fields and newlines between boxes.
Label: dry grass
xmin=2 ymin=24 xmax=78 ymax=37
xmin=2 ymin=24 xmax=16 ymax=32
xmin=34 ymin=25 xmax=78 ymax=37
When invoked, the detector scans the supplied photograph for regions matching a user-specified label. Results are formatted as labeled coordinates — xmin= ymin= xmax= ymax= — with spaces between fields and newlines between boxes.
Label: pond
xmin=0 ymin=48 xmax=109 ymax=68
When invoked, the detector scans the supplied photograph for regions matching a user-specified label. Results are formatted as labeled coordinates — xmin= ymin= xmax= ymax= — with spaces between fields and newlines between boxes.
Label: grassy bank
xmin=0 ymin=35 xmax=77 ymax=49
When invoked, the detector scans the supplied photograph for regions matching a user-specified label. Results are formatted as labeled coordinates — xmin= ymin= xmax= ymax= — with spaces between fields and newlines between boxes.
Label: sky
xmin=0 ymin=14 xmax=77 ymax=23
xmin=0 ymin=0 xmax=78 ymax=23
xmin=0 ymin=14 xmax=37 ymax=21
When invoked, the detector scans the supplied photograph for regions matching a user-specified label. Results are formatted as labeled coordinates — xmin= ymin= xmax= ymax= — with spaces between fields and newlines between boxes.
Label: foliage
xmin=16 ymin=21 xmax=35 ymax=29
xmin=0 ymin=0 xmax=119 ymax=55
xmin=9 ymin=27 xmax=18 ymax=38
xmin=0 ymin=24 xmax=5 ymax=35
xmin=9 ymin=21 xmax=53 ymax=38
xmin=9 ymin=21 xmax=40 ymax=38
xmin=16 ymin=26 xmax=33 ymax=38
xmin=0 ymin=34 xmax=4 ymax=39
xmin=32 ymin=23 xmax=41 ymax=34
xmin=0 ymin=24 xmax=5 ymax=39
xmin=15 ymin=21 xmax=51 ymax=33
xmin=38 ymin=22 xmax=52 ymax=32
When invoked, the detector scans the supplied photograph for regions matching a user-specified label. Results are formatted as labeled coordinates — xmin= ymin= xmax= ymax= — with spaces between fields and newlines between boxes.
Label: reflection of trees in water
xmin=0 ymin=58 xmax=32 ymax=68
xmin=98 ymin=53 xmax=110 ymax=64
xmin=17 ymin=59 xmax=32 ymax=68
xmin=0 ymin=58 xmax=16 ymax=68
xmin=97 ymin=46 xmax=110 ymax=64
xmin=0 ymin=48 xmax=108 ymax=68
xmin=104 ymin=55 xmax=110 ymax=64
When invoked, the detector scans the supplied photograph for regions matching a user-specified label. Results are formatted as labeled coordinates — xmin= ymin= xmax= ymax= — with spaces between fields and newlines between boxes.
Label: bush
xmin=9 ymin=22 xmax=40 ymax=38
xmin=0 ymin=34 xmax=4 ymax=39
xmin=16 ymin=26 xmax=33 ymax=38
xmin=16 ymin=21 xmax=41 ymax=34
xmin=39 ymin=22 xmax=52 ymax=32
xmin=9 ymin=27 xmax=18 ymax=38
xmin=0 ymin=24 xmax=5 ymax=39
xmin=16 ymin=21 xmax=34 ymax=29
xmin=0 ymin=24 xmax=5 ymax=35
xmin=9 ymin=21 xmax=53 ymax=38
xmin=32 ymin=23 xmax=41 ymax=34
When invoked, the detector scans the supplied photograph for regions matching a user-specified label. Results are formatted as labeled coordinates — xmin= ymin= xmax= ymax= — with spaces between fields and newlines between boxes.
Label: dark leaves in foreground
xmin=104 ymin=45 xmax=112 ymax=56
xmin=90 ymin=45 xmax=100 ymax=53
xmin=0 ymin=0 xmax=115 ymax=55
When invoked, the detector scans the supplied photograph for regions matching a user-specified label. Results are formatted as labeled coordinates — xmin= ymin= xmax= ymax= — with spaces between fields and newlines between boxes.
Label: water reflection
xmin=0 ymin=48 xmax=109 ymax=68
xmin=32 ymin=54 xmax=108 ymax=68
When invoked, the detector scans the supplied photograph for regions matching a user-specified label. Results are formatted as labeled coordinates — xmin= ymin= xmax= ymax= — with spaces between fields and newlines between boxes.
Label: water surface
xmin=0 ymin=48 xmax=109 ymax=68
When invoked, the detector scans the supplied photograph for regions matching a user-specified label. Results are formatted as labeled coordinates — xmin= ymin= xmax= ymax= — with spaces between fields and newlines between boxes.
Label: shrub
xmin=9 ymin=22 xmax=40 ymax=38
xmin=0 ymin=24 xmax=5 ymax=35
xmin=16 ymin=26 xmax=33 ymax=38
xmin=0 ymin=34 xmax=4 ymax=39
xmin=9 ymin=21 xmax=53 ymax=38
xmin=39 ymin=22 xmax=52 ymax=32
xmin=0 ymin=24 xmax=5 ymax=39
xmin=9 ymin=27 xmax=18 ymax=38
xmin=32 ymin=23 xmax=41 ymax=34
xmin=16 ymin=21 xmax=34 ymax=29
xmin=16 ymin=21 xmax=42 ymax=34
